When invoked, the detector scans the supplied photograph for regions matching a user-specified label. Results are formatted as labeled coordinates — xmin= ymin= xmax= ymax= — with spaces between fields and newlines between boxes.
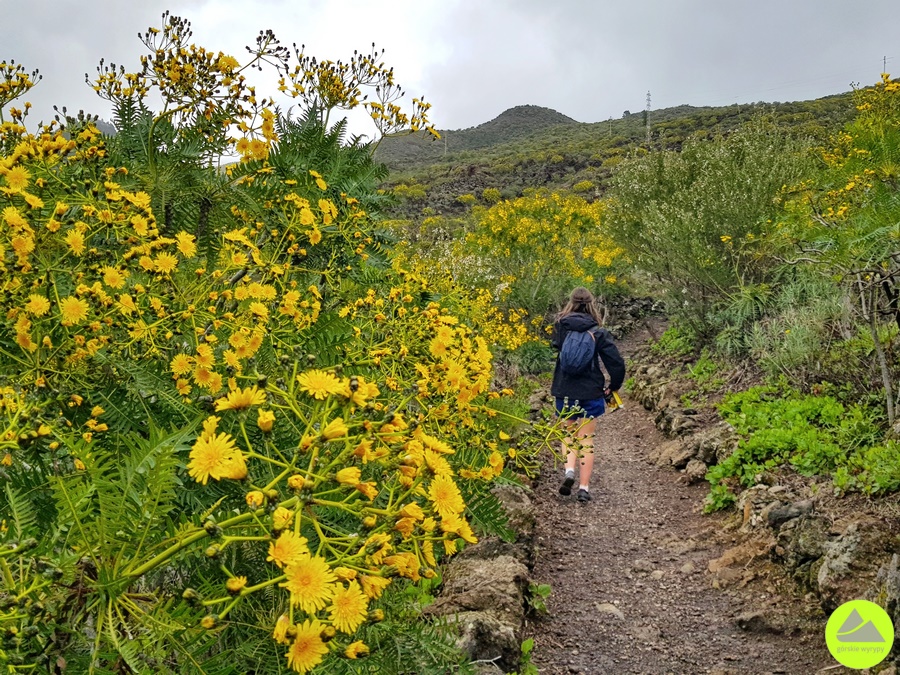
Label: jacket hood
xmin=558 ymin=312 xmax=598 ymax=332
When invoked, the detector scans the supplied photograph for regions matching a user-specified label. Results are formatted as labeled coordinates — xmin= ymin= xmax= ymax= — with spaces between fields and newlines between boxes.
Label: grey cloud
xmin=2 ymin=1 xmax=206 ymax=124
xmin=2 ymin=0 xmax=898 ymax=133
xmin=422 ymin=0 xmax=899 ymax=128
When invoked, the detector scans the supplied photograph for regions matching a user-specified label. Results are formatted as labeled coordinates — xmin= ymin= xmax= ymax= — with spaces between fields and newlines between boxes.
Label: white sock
xmin=579 ymin=485 xmax=589 ymax=491
xmin=565 ymin=468 xmax=575 ymax=478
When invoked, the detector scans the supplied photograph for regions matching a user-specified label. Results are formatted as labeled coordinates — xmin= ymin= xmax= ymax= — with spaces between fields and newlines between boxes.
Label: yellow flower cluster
xmin=0 ymin=24 xmax=553 ymax=673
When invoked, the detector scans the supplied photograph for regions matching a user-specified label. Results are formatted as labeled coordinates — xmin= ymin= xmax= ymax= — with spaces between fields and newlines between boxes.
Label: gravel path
xmin=526 ymin=332 xmax=837 ymax=675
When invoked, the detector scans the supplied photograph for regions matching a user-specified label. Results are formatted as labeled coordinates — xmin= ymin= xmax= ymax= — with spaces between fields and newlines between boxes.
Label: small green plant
xmin=526 ymin=582 xmax=552 ymax=615
xmin=651 ymin=324 xmax=696 ymax=358
xmin=515 ymin=637 xmax=540 ymax=675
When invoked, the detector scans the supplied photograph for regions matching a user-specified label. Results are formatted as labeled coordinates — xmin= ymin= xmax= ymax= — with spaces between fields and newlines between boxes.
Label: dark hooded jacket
xmin=550 ymin=312 xmax=625 ymax=400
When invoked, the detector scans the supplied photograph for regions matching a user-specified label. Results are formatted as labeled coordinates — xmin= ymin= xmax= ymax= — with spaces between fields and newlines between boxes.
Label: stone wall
xmin=425 ymin=484 xmax=537 ymax=673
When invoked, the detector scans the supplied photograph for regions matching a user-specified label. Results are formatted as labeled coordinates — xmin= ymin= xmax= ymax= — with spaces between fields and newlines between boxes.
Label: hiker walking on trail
xmin=551 ymin=287 xmax=625 ymax=502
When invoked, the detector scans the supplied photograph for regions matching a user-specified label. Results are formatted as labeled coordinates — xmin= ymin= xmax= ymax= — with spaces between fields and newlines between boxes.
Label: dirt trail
xmin=526 ymin=330 xmax=836 ymax=675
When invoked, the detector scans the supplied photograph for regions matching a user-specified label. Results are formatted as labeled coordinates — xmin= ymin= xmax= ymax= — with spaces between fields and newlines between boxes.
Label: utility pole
xmin=645 ymin=90 xmax=651 ymax=145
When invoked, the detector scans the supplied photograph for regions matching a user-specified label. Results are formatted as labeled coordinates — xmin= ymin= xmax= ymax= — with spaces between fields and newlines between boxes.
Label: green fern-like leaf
xmin=3 ymin=483 xmax=38 ymax=542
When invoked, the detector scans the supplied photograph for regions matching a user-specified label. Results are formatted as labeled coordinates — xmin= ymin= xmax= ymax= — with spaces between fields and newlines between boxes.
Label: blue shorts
xmin=555 ymin=396 xmax=605 ymax=420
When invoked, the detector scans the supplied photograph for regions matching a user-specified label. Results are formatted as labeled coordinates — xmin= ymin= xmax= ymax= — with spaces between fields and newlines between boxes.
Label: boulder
xmin=459 ymin=484 xmax=535 ymax=567
xmin=739 ymin=484 xmax=783 ymax=531
xmin=816 ymin=519 xmax=896 ymax=612
xmin=684 ymin=459 xmax=709 ymax=484
xmin=450 ymin=610 xmax=521 ymax=672
xmin=651 ymin=439 xmax=696 ymax=468
xmin=426 ymin=555 xmax=529 ymax=671
xmin=765 ymin=500 xmax=815 ymax=529
xmin=775 ymin=515 xmax=830 ymax=591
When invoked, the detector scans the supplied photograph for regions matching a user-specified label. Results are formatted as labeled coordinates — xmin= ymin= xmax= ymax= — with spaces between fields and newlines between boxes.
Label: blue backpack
xmin=559 ymin=327 xmax=600 ymax=375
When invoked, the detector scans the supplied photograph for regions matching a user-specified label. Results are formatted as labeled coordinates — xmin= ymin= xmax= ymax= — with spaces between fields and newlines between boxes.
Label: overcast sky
xmin=2 ymin=0 xmax=897 ymax=136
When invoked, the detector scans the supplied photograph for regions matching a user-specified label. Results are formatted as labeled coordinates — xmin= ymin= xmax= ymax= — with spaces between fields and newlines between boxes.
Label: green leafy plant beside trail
xmin=705 ymin=384 xmax=899 ymax=511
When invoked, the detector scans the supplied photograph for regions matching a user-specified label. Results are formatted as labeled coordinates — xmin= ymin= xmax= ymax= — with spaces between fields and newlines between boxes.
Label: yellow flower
xmin=195 ymin=343 xmax=215 ymax=369
xmin=425 ymin=450 xmax=453 ymax=477
xmin=280 ymin=555 xmax=337 ymax=613
xmin=268 ymin=531 xmax=310 ymax=568
xmin=226 ymin=576 xmax=247 ymax=593
xmin=154 ymin=252 xmax=178 ymax=274
xmin=285 ymin=619 xmax=328 ymax=674
xmin=170 ymin=353 xmax=193 ymax=375
xmin=273 ymin=614 xmax=291 ymax=645
xmin=102 ymin=266 xmax=127 ymax=289
xmin=335 ymin=466 xmax=361 ymax=485
xmin=118 ymin=294 xmax=137 ymax=315
xmin=257 ymin=409 xmax=275 ymax=432
xmin=344 ymin=641 xmax=369 ymax=659
xmin=328 ymin=581 xmax=368 ymax=634
xmin=398 ymin=502 xmax=425 ymax=521
xmin=23 ymin=192 xmax=43 ymax=209
xmin=296 ymin=369 xmax=343 ymax=400
xmin=24 ymin=294 xmax=50 ymax=316
xmin=249 ymin=301 xmax=269 ymax=320
xmin=186 ymin=431 xmax=246 ymax=485
xmin=383 ymin=552 xmax=420 ymax=581
xmin=308 ymin=227 xmax=322 ymax=245
xmin=272 ymin=506 xmax=294 ymax=531
xmin=3 ymin=165 xmax=30 ymax=192
xmin=429 ymin=474 xmax=465 ymax=518
xmin=334 ymin=567 xmax=357 ymax=582
xmin=359 ymin=574 xmax=391 ymax=599
xmin=64 ymin=229 xmax=86 ymax=256
xmin=287 ymin=474 xmax=305 ymax=490
xmin=488 ymin=450 xmax=504 ymax=474
xmin=245 ymin=490 xmax=265 ymax=508
xmin=215 ymin=385 xmax=266 ymax=411
xmin=355 ymin=481 xmax=378 ymax=500
xmin=59 ymin=296 xmax=89 ymax=326
xmin=322 ymin=417 xmax=348 ymax=440
xmin=175 ymin=231 xmax=197 ymax=258
xmin=422 ymin=539 xmax=437 ymax=567
xmin=2 ymin=206 xmax=27 ymax=228
xmin=394 ymin=517 xmax=416 ymax=537
xmin=353 ymin=439 xmax=376 ymax=463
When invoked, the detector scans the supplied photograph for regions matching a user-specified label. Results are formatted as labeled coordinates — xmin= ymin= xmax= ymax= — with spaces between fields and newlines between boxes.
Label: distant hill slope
xmin=375 ymin=104 xmax=577 ymax=167
xmin=378 ymin=91 xmax=858 ymax=222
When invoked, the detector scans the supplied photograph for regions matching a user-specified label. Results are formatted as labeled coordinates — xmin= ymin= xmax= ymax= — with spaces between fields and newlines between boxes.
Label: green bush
xmin=705 ymin=384 xmax=890 ymax=510
xmin=605 ymin=117 xmax=816 ymax=327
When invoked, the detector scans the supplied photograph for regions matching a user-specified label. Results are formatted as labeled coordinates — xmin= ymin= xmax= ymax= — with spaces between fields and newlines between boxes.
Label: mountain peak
xmin=487 ymin=104 xmax=578 ymax=126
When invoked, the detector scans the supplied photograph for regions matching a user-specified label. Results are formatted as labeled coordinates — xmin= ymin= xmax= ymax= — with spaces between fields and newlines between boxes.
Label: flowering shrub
xmin=456 ymin=190 xmax=625 ymax=318
xmin=0 ymin=15 xmax=553 ymax=674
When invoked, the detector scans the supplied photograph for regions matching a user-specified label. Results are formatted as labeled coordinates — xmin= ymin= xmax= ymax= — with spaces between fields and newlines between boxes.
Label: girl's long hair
xmin=557 ymin=286 xmax=606 ymax=326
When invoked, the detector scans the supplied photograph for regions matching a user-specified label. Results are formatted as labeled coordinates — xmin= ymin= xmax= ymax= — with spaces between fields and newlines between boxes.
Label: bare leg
xmin=574 ymin=417 xmax=598 ymax=489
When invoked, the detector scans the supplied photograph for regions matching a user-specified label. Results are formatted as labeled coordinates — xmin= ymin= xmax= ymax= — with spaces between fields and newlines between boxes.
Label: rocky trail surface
xmin=526 ymin=328 xmax=843 ymax=675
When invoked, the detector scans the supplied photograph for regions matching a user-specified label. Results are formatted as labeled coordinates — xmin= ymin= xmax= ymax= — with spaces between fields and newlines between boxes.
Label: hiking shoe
xmin=576 ymin=488 xmax=591 ymax=502
xmin=559 ymin=476 xmax=575 ymax=496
